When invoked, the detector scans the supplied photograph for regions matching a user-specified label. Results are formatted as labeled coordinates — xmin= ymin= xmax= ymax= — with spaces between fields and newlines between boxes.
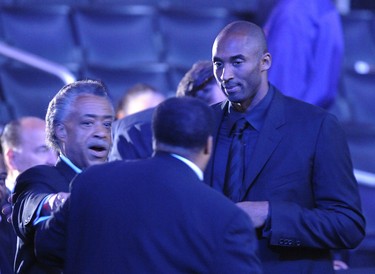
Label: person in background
xmin=11 ymin=79 xmax=114 ymax=274
xmin=206 ymin=20 xmax=364 ymax=273
xmin=1 ymin=116 xmax=57 ymax=193
xmin=176 ymin=60 xmax=226 ymax=105
xmin=263 ymin=0 xmax=344 ymax=109
xmin=0 ymin=147 xmax=16 ymax=274
xmin=109 ymin=61 xmax=225 ymax=161
xmin=34 ymin=97 xmax=262 ymax=274
xmin=0 ymin=116 xmax=57 ymax=272
xmin=115 ymin=83 xmax=166 ymax=120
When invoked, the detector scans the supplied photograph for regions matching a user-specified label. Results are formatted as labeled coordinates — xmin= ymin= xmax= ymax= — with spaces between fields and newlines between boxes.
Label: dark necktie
xmin=224 ymin=118 xmax=249 ymax=202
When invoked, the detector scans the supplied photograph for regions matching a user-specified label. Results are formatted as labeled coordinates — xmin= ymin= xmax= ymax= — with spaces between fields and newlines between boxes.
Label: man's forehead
xmin=71 ymin=96 xmax=113 ymax=115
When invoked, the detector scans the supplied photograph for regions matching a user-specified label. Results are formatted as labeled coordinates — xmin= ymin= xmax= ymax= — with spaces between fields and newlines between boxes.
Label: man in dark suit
xmin=11 ymin=79 xmax=114 ymax=273
xmin=35 ymin=97 xmax=262 ymax=274
xmin=206 ymin=21 xmax=365 ymax=273
xmin=109 ymin=107 xmax=154 ymax=161
xmin=109 ymin=21 xmax=366 ymax=273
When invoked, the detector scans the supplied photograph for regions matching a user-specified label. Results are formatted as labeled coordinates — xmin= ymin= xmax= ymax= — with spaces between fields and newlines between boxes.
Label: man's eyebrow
xmin=213 ymin=54 xmax=246 ymax=62
xmin=82 ymin=114 xmax=114 ymax=119
xmin=230 ymin=54 xmax=246 ymax=60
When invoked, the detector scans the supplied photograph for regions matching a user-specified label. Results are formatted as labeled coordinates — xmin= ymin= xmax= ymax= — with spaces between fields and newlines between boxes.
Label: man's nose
xmin=93 ymin=123 xmax=110 ymax=138
xmin=220 ymin=64 xmax=233 ymax=82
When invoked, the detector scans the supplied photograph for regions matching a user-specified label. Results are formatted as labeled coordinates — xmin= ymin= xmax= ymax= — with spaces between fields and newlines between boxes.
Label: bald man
xmin=204 ymin=20 xmax=365 ymax=273
xmin=1 ymin=117 xmax=57 ymax=192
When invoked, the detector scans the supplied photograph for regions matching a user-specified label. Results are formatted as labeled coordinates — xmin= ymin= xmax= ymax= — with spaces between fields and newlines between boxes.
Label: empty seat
xmin=73 ymin=5 xmax=160 ymax=68
xmin=82 ymin=63 xmax=172 ymax=107
xmin=0 ymin=65 xmax=67 ymax=119
xmin=159 ymin=0 xmax=258 ymax=13
xmin=0 ymin=5 xmax=81 ymax=68
xmin=168 ymin=65 xmax=189 ymax=92
xmin=158 ymin=7 xmax=233 ymax=70
xmin=340 ymin=70 xmax=375 ymax=126
xmin=0 ymin=100 xmax=12 ymax=127
xmin=88 ymin=0 xmax=159 ymax=5
xmin=8 ymin=0 xmax=89 ymax=5
xmin=341 ymin=10 xmax=375 ymax=69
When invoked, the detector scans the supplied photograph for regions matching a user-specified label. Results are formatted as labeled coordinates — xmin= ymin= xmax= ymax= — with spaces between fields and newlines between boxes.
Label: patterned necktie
xmin=224 ymin=118 xmax=249 ymax=202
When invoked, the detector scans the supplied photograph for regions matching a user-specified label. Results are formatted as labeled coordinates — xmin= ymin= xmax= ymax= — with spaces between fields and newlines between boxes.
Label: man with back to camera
xmin=11 ymin=79 xmax=114 ymax=273
xmin=33 ymin=97 xmax=262 ymax=274
xmin=205 ymin=20 xmax=365 ymax=273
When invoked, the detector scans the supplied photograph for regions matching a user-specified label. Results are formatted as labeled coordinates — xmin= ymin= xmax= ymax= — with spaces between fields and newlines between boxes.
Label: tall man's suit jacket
xmin=35 ymin=152 xmax=262 ymax=274
xmin=109 ymin=107 xmax=154 ymax=161
xmin=204 ymin=86 xmax=366 ymax=273
xmin=12 ymin=158 xmax=77 ymax=274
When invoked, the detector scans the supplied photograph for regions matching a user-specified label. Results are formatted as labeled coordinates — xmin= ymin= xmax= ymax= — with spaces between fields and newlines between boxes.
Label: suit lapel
xmin=55 ymin=158 xmax=79 ymax=185
xmin=204 ymin=100 xmax=228 ymax=186
xmin=240 ymin=90 xmax=286 ymax=200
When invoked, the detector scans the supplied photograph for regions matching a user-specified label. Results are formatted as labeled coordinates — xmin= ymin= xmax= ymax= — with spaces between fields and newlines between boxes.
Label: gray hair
xmin=46 ymin=79 xmax=112 ymax=151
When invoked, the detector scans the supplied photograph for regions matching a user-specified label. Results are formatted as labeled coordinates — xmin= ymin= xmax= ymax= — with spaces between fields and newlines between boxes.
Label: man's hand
xmin=236 ymin=201 xmax=269 ymax=228
xmin=1 ymin=196 xmax=12 ymax=223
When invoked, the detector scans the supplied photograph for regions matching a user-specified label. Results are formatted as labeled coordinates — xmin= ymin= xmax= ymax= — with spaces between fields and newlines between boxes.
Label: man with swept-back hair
xmin=34 ymin=97 xmax=261 ymax=273
xmin=12 ymin=79 xmax=114 ymax=273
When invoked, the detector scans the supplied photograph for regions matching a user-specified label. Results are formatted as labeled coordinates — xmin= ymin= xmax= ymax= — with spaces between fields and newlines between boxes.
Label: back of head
xmin=176 ymin=61 xmax=215 ymax=98
xmin=116 ymin=83 xmax=165 ymax=119
xmin=152 ymin=97 xmax=215 ymax=153
xmin=46 ymin=79 xmax=112 ymax=152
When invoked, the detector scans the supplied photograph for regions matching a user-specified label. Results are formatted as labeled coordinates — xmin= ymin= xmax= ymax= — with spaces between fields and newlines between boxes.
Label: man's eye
xmin=104 ymin=122 xmax=112 ymax=128
xmin=81 ymin=121 xmax=93 ymax=126
xmin=214 ymin=61 xmax=222 ymax=68
xmin=37 ymin=146 xmax=50 ymax=153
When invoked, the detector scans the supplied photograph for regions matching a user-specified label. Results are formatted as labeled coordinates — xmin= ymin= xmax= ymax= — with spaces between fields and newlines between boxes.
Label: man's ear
xmin=5 ymin=149 xmax=17 ymax=170
xmin=261 ymin=52 xmax=272 ymax=71
xmin=55 ymin=123 xmax=67 ymax=142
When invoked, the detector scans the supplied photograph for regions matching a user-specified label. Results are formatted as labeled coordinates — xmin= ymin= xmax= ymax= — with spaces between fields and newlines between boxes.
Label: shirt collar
xmin=59 ymin=154 xmax=82 ymax=174
xmin=227 ymin=85 xmax=275 ymax=133
xmin=171 ymin=153 xmax=204 ymax=181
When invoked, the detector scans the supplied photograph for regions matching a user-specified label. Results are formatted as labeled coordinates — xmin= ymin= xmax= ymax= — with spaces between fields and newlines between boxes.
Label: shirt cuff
xmin=33 ymin=194 xmax=53 ymax=226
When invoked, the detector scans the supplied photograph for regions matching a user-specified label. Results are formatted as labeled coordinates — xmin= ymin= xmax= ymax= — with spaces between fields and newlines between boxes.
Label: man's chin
xmin=87 ymin=158 xmax=107 ymax=167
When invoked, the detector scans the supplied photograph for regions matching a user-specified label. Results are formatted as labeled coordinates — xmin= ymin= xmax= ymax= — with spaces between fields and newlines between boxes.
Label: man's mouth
xmin=89 ymin=145 xmax=108 ymax=159
xmin=224 ymin=84 xmax=238 ymax=93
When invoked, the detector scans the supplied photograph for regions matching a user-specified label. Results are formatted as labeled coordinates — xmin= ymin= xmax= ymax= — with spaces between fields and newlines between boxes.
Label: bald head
xmin=1 ymin=117 xmax=46 ymax=149
xmin=1 ymin=116 xmax=57 ymax=185
xmin=214 ymin=21 xmax=268 ymax=57
xmin=212 ymin=21 xmax=271 ymax=112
